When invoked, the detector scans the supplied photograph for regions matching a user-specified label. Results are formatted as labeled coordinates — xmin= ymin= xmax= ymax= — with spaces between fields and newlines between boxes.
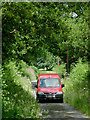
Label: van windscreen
xmin=39 ymin=78 xmax=60 ymax=88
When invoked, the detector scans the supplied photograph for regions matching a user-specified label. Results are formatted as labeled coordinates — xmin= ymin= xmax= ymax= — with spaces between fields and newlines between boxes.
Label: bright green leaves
xmin=63 ymin=59 xmax=88 ymax=115
xmin=2 ymin=3 xmax=62 ymax=62
xmin=2 ymin=2 xmax=68 ymax=62
xmin=62 ymin=4 xmax=89 ymax=62
xmin=2 ymin=2 xmax=89 ymax=65
xmin=25 ymin=34 xmax=29 ymax=39
xmin=2 ymin=61 xmax=40 ymax=118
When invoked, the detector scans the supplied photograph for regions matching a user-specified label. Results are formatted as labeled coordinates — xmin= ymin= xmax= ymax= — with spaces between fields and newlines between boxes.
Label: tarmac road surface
xmin=39 ymin=102 xmax=89 ymax=119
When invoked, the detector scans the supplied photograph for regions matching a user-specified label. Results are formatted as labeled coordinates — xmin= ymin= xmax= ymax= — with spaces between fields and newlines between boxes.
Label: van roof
xmin=39 ymin=73 xmax=60 ymax=78
xmin=39 ymin=73 xmax=59 ymax=76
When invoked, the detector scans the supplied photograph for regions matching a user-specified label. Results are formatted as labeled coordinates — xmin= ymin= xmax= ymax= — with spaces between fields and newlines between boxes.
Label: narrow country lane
xmin=31 ymin=80 xmax=89 ymax=120
xmin=39 ymin=102 xmax=89 ymax=119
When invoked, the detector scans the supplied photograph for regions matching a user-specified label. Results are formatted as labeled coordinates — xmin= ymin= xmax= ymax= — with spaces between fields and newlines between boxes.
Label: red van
xmin=36 ymin=74 xmax=64 ymax=102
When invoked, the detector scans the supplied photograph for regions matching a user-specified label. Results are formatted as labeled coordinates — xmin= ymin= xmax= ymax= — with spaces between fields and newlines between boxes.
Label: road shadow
xmin=38 ymin=99 xmax=64 ymax=103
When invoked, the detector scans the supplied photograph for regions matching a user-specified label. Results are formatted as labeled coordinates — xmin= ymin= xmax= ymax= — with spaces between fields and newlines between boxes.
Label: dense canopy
xmin=2 ymin=2 xmax=89 ymax=66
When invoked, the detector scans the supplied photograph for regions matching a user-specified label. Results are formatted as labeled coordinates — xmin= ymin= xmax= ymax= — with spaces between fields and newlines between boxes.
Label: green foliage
xmin=63 ymin=16 xmax=89 ymax=62
xmin=2 ymin=61 xmax=41 ymax=118
xmin=29 ymin=66 xmax=40 ymax=79
xmin=53 ymin=64 xmax=66 ymax=78
xmin=0 ymin=65 xmax=2 ymax=120
xmin=44 ymin=52 xmax=56 ymax=70
xmin=2 ymin=2 xmax=89 ymax=69
xmin=2 ymin=2 xmax=68 ymax=63
xmin=2 ymin=2 xmax=89 ymax=70
xmin=39 ymin=70 xmax=56 ymax=74
xmin=18 ymin=60 xmax=36 ymax=81
xmin=63 ymin=59 xmax=89 ymax=116
xmin=37 ymin=52 xmax=56 ymax=70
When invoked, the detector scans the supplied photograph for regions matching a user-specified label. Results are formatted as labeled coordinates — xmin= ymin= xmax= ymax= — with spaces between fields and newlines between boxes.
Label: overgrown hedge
xmin=2 ymin=61 xmax=41 ymax=118
xmin=53 ymin=64 xmax=66 ymax=78
xmin=63 ymin=59 xmax=89 ymax=116
xmin=18 ymin=60 xmax=36 ymax=81
xmin=29 ymin=66 xmax=40 ymax=79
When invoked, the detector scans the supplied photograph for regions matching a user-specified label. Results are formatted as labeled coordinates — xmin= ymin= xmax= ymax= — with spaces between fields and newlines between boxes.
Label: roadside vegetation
xmin=52 ymin=64 xmax=66 ymax=78
xmin=63 ymin=59 xmax=89 ymax=116
xmin=39 ymin=59 xmax=89 ymax=117
xmin=2 ymin=61 xmax=41 ymax=118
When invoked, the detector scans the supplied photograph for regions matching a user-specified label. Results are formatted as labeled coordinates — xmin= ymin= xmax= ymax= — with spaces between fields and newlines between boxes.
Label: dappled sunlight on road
xmin=39 ymin=103 xmax=89 ymax=119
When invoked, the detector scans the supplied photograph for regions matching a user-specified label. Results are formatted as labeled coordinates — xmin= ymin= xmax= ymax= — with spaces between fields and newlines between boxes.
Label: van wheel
xmin=38 ymin=99 xmax=42 ymax=103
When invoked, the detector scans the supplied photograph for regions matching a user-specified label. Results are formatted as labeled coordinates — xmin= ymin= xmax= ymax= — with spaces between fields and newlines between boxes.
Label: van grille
xmin=44 ymin=93 xmax=56 ymax=95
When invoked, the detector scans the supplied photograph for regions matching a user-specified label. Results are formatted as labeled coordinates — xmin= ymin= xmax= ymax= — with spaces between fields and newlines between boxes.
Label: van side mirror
xmin=35 ymin=84 xmax=38 ymax=88
xmin=62 ymin=84 xmax=64 ymax=88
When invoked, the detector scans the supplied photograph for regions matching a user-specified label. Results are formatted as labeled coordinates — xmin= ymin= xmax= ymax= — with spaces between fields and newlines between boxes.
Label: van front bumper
xmin=37 ymin=93 xmax=63 ymax=101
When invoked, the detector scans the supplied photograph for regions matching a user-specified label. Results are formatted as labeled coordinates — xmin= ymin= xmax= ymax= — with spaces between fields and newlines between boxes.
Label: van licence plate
xmin=47 ymin=95 xmax=52 ymax=98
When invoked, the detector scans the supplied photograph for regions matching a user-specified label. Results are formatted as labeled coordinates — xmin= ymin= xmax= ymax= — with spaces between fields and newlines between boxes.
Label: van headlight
xmin=38 ymin=91 xmax=44 ymax=94
xmin=56 ymin=91 xmax=62 ymax=94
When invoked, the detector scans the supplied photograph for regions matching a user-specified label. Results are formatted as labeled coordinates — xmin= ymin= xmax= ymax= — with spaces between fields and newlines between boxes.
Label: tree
xmin=2 ymin=2 xmax=68 ymax=64
xmin=2 ymin=2 xmax=89 ymax=68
